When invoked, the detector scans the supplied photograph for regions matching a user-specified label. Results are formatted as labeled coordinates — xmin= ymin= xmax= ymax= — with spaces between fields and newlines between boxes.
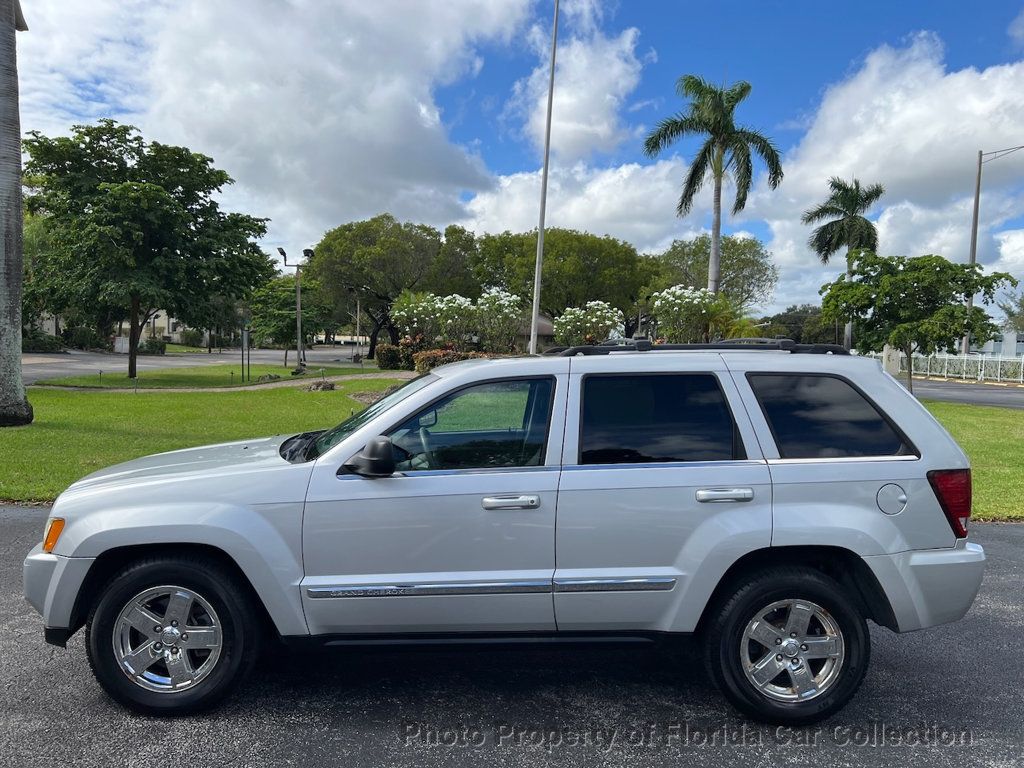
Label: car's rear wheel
xmin=703 ymin=567 xmax=870 ymax=725
xmin=86 ymin=556 xmax=261 ymax=714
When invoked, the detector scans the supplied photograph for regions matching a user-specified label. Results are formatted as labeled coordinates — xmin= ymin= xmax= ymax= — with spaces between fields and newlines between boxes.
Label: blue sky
xmin=16 ymin=0 xmax=1024 ymax=311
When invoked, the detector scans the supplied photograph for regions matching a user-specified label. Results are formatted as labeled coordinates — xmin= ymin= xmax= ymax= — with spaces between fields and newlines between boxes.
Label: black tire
xmin=703 ymin=567 xmax=870 ymax=725
xmin=85 ymin=555 xmax=261 ymax=715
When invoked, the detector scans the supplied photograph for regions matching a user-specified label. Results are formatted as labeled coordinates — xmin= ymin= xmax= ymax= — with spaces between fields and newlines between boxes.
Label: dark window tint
xmin=389 ymin=378 xmax=554 ymax=471
xmin=747 ymin=374 xmax=912 ymax=459
xmin=579 ymin=374 xmax=743 ymax=464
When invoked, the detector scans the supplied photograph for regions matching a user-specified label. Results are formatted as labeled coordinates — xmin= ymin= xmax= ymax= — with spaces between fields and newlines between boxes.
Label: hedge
xmin=412 ymin=349 xmax=491 ymax=374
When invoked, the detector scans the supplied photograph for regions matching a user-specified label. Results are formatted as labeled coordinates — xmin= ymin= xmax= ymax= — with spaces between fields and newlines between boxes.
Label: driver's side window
xmin=388 ymin=378 xmax=554 ymax=472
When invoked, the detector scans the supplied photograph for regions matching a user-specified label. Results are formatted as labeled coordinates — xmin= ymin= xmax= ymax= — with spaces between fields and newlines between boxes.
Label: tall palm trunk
xmin=843 ymin=247 xmax=853 ymax=350
xmin=708 ymin=151 xmax=723 ymax=294
xmin=0 ymin=0 xmax=31 ymax=426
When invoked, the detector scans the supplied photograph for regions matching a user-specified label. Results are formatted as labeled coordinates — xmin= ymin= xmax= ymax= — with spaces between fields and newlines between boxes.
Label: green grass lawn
xmin=923 ymin=401 xmax=1024 ymax=522
xmin=0 ymin=378 xmax=403 ymax=502
xmin=41 ymin=363 xmax=378 ymax=389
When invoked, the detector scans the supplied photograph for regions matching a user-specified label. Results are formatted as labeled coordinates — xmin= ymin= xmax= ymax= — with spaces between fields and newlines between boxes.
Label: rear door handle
xmin=481 ymin=495 xmax=541 ymax=510
xmin=695 ymin=488 xmax=754 ymax=503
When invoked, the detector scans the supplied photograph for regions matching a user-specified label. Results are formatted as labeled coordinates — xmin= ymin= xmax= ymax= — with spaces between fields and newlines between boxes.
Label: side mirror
xmin=342 ymin=436 xmax=396 ymax=478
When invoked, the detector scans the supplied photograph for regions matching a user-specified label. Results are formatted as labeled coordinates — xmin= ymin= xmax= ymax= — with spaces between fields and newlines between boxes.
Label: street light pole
xmin=528 ymin=0 xmax=560 ymax=356
xmin=277 ymin=247 xmax=314 ymax=368
xmin=961 ymin=150 xmax=983 ymax=355
xmin=960 ymin=144 xmax=1024 ymax=355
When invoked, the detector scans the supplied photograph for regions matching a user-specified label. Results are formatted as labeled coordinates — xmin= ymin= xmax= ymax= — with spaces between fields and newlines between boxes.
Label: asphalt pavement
xmin=2 ymin=505 xmax=1021 ymax=768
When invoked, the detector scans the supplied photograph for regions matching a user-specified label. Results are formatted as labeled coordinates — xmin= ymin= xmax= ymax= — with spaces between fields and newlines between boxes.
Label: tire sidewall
xmin=87 ymin=560 xmax=253 ymax=715
xmin=710 ymin=571 xmax=869 ymax=725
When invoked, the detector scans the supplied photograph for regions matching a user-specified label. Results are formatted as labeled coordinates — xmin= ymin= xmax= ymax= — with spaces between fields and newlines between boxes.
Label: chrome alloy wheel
xmin=740 ymin=598 xmax=845 ymax=702
xmin=112 ymin=586 xmax=223 ymax=693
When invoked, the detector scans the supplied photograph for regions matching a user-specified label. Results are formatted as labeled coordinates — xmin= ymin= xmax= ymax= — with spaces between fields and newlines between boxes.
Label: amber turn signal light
xmin=42 ymin=518 xmax=65 ymax=553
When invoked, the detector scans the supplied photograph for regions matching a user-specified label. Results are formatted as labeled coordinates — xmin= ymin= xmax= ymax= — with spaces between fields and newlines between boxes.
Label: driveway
xmin=2 ymin=506 xmax=1021 ymax=767
xmin=911 ymin=378 xmax=1024 ymax=409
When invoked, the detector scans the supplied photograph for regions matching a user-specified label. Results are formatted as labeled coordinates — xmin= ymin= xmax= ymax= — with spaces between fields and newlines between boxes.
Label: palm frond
xmin=808 ymin=220 xmax=847 ymax=264
xmin=678 ymin=140 xmax=714 ymax=216
xmin=723 ymin=81 xmax=752 ymax=110
xmin=728 ymin=140 xmax=753 ymax=214
xmin=801 ymin=203 xmax=847 ymax=225
xmin=643 ymin=114 xmax=706 ymax=158
xmin=735 ymin=128 xmax=783 ymax=188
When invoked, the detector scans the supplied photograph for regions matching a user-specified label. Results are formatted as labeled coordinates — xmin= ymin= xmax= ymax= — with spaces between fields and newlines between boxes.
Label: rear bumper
xmin=863 ymin=540 xmax=985 ymax=632
xmin=23 ymin=544 xmax=95 ymax=645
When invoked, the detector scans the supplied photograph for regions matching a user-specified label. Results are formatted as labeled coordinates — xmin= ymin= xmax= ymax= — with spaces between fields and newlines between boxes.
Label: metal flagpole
xmin=528 ymin=0 xmax=560 ymax=355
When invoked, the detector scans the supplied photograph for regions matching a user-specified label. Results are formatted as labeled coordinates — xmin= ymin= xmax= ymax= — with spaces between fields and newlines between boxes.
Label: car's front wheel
xmin=704 ymin=567 xmax=870 ymax=725
xmin=86 ymin=556 xmax=261 ymax=714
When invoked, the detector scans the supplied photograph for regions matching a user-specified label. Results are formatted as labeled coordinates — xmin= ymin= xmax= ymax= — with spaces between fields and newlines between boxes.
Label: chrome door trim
xmin=553 ymin=576 xmax=677 ymax=593
xmin=695 ymin=487 xmax=755 ymax=503
xmin=481 ymin=494 xmax=541 ymax=510
xmin=307 ymin=576 xmax=678 ymax=598
xmin=767 ymin=455 xmax=920 ymax=465
xmin=306 ymin=580 xmax=551 ymax=599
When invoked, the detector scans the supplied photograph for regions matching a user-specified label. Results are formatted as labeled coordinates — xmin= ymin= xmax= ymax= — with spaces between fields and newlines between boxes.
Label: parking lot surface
xmin=2 ymin=505 xmax=1022 ymax=768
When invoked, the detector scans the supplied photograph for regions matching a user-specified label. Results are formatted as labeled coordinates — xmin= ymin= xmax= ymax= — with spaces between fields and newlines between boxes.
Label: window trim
xmin=380 ymin=375 xmax=559 ymax=473
xmin=744 ymin=371 xmax=920 ymax=461
xmin=576 ymin=371 xmax=748 ymax=466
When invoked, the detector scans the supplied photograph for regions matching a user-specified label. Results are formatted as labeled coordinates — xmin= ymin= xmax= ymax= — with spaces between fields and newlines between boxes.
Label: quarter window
xmin=388 ymin=378 xmax=554 ymax=471
xmin=579 ymin=374 xmax=744 ymax=464
xmin=747 ymin=374 xmax=913 ymax=459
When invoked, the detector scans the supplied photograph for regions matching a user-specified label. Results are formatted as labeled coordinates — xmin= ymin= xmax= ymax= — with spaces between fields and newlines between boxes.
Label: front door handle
xmin=695 ymin=487 xmax=754 ymax=503
xmin=482 ymin=495 xmax=541 ymax=510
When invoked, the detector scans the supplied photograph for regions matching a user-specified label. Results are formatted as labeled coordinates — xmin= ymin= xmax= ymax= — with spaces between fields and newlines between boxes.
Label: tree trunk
xmin=368 ymin=325 xmax=381 ymax=359
xmin=283 ymin=347 xmax=288 ymax=367
xmin=708 ymin=167 xmax=723 ymax=294
xmin=0 ymin=3 xmax=31 ymax=426
xmin=904 ymin=344 xmax=913 ymax=394
xmin=128 ymin=295 xmax=140 ymax=378
xmin=843 ymin=249 xmax=854 ymax=350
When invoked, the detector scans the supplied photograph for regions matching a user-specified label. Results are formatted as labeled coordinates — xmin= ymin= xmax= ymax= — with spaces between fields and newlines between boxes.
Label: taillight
xmin=927 ymin=469 xmax=971 ymax=538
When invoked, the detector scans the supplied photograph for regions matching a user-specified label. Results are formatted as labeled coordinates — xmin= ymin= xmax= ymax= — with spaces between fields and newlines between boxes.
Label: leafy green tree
xmin=473 ymin=228 xmax=654 ymax=335
xmin=248 ymin=274 xmax=330 ymax=366
xmin=307 ymin=214 xmax=473 ymax=358
xmin=652 ymin=234 xmax=778 ymax=309
xmin=760 ymin=304 xmax=839 ymax=345
xmin=821 ymin=252 xmax=1015 ymax=392
xmin=0 ymin=3 xmax=31 ymax=426
xmin=802 ymin=177 xmax=885 ymax=349
xmin=23 ymin=120 xmax=269 ymax=377
xmin=643 ymin=75 xmax=783 ymax=295
xmin=998 ymin=291 xmax=1024 ymax=335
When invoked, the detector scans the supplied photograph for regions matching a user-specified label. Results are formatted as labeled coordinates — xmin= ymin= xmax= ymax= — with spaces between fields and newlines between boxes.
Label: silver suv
xmin=23 ymin=341 xmax=985 ymax=724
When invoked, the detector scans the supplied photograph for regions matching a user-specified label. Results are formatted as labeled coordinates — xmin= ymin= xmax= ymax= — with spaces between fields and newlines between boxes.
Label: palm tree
xmin=644 ymin=75 xmax=783 ymax=294
xmin=801 ymin=177 xmax=885 ymax=350
xmin=0 ymin=0 xmax=31 ymax=426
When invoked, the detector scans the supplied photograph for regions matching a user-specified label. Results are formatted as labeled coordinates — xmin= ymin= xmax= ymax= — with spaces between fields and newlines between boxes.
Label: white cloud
xmin=741 ymin=33 xmax=1024 ymax=309
xmin=464 ymin=158 xmax=708 ymax=254
xmin=18 ymin=0 xmax=534 ymax=250
xmin=506 ymin=0 xmax=647 ymax=161
xmin=992 ymin=229 xmax=1024 ymax=276
xmin=1010 ymin=8 xmax=1024 ymax=47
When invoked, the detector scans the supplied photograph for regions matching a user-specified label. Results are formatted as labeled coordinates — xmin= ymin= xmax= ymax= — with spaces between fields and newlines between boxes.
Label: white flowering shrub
xmin=476 ymin=288 xmax=525 ymax=353
xmin=553 ymin=300 xmax=624 ymax=347
xmin=650 ymin=284 xmax=738 ymax=342
xmin=392 ymin=288 xmax=525 ymax=352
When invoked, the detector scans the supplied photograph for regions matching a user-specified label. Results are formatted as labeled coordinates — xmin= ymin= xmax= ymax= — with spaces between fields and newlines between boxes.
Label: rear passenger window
xmin=747 ymin=374 xmax=914 ymax=459
xmin=579 ymin=374 xmax=744 ymax=464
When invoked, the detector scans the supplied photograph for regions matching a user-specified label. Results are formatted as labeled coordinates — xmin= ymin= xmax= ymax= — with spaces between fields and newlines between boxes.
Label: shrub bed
xmin=412 ymin=349 xmax=491 ymax=374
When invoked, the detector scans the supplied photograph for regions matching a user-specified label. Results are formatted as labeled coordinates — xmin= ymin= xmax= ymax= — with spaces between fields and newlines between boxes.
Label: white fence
xmin=866 ymin=352 xmax=1024 ymax=383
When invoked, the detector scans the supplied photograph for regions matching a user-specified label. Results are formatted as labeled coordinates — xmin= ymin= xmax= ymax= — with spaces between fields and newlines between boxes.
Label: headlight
xmin=42 ymin=518 xmax=65 ymax=553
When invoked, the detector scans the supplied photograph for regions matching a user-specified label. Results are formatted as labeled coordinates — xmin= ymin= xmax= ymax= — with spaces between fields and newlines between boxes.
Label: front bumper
xmin=23 ymin=543 xmax=96 ymax=646
xmin=863 ymin=540 xmax=985 ymax=632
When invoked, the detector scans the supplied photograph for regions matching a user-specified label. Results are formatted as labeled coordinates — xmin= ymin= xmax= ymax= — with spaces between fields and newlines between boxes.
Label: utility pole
xmin=528 ymin=0 xmax=559 ymax=355
xmin=961 ymin=149 xmax=982 ymax=355
xmin=960 ymin=144 xmax=1024 ymax=355
xmin=277 ymin=247 xmax=314 ymax=368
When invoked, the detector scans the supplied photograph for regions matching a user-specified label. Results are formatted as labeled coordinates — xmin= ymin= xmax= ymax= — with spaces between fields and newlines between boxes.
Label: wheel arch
xmin=695 ymin=545 xmax=899 ymax=634
xmin=66 ymin=543 xmax=289 ymax=642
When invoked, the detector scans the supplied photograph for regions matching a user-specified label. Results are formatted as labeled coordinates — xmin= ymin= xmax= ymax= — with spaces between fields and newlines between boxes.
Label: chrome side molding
xmin=307 ymin=576 xmax=677 ymax=599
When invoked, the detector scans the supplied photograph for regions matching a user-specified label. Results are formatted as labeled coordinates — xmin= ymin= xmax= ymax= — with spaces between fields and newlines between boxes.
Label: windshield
xmin=306 ymin=374 xmax=438 ymax=459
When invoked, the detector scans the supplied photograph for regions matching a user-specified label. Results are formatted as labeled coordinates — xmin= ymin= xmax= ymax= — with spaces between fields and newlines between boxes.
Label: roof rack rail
xmin=547 ymin=338 xmax=849 ymax=356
